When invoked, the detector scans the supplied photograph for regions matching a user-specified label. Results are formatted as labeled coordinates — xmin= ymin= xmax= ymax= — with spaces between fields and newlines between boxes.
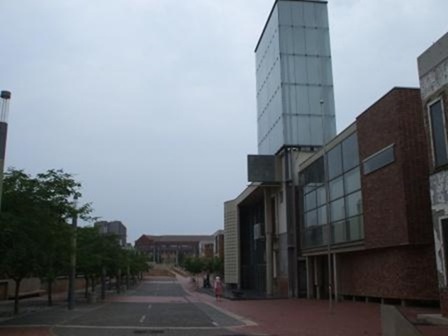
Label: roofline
xmin=254 ymin=0 xmax=328 ymax=53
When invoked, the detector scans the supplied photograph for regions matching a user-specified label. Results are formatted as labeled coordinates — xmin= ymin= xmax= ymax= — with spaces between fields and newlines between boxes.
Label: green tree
xmin=0 ymin=168 xmax=92 ymax=314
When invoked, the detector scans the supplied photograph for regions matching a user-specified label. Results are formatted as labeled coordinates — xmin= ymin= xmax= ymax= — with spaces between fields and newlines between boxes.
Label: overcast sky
xmin=1 ymin=0 xmax=447 ymax=243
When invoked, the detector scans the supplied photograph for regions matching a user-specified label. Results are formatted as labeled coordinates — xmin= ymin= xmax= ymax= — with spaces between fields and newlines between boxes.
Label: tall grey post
xmin=0 ymin=91 xmax=11 ymax=211
xmin=68 ymin=197 xmax=78 ymax=310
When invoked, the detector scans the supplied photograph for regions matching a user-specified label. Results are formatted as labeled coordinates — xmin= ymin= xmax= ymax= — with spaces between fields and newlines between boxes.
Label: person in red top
xmin=214 ymin=276 xmax=223 ymax=301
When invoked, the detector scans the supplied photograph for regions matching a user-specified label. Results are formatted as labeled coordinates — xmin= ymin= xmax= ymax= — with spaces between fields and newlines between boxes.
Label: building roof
xmin=255 ymin=0 xmax=328 ymax=52
xmin=140 ymin=234 xmax=212 ymax=243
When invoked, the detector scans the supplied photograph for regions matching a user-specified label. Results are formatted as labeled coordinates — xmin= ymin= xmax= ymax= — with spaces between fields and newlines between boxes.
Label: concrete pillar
xmin=333 ymin=253 xmax=338 ymax=302
xmin=306 ymin=256 xmax=312 ymax=299
xmin=264 ymin=189 xmax=273 ymax=296
xmin=314 ymin=257 xmax=320 ymax=299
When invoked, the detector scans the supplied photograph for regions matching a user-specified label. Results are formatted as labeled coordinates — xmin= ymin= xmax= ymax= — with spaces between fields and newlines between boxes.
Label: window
xmin=330 ymin=198 xmax=345 ymax=222
xmin=363 ymin=145 xmax=395 ymax=175
xmin=329 ymin=176 xmax=343 ymax=200
xmin=429 ymin=100 xmax=448 ymax=167
xmin=344 ymin=167 xmax=360 ymax=194
xmin=342 ymin=133 xmax=359 ymax=172
xmin=327 ymin=144 xmax=342 ymax=179
xmin=304 ymin=191 xmax=317 ymax=211
xmin=346 ymin=191 xmax=362 ymax=217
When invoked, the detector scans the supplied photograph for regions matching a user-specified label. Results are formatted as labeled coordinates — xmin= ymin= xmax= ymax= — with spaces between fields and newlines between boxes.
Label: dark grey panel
xmin=247 ymin=155 xmax=278 ymax=182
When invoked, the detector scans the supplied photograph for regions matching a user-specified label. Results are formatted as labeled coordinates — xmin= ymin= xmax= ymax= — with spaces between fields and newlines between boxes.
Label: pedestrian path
xmin=175 ymin=272 xmax=448 ymax=336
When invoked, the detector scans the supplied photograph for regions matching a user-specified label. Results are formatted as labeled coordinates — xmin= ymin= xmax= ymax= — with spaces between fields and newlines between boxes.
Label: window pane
xmin=327 ymin=144 xmax=342 ymax=179
xmin=301 ymin=156 xmax=325 ymax=186
xmin=344 ymin=167 xmax=361 ymax=194
xmin=305 ymin=210 xmax=317 ymax=227
xmin=348 ymin=216 xmax=364 ymax=241
xmin=316 ymin=186 xmax=326 ymax=206
xmin=317 ymin=205 xmax=327 ymax=226
xmin=304 ymin=190 xmax=317 ymax=211
xmin=363 ymin=145 xmax=395 ymax=175
xmin=342 ymin=133 xmax=359 ymax=172
xmin=330 ymin=198 xmax=345 ymax=222
xmin=332 ymin=220 xmax=347 ymax=243
xmin=330 ymin=176 xmax=344 ymax=200
xmin=346 ymin=191 xmax=362 ymax=217
xmin=430 ymin=100 xmax=448 ymax=167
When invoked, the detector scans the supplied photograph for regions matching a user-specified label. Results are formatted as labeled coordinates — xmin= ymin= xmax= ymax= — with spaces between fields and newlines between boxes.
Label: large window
xmin=300 ymin=132 xmax=363 ymax=248
xmin=429 ymin=100 xmax=448 ymax=167
xmin=363 ymin=145 xmax=395 ymax=175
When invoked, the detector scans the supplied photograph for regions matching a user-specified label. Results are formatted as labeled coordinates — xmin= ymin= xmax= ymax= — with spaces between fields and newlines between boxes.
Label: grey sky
xmin=1 ymin=0 xmax=447 ymax=243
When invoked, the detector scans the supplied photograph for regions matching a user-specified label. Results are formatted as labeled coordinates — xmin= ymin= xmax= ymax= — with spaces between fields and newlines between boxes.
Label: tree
xmin=0 ymin=168 xmax=92 ymax=313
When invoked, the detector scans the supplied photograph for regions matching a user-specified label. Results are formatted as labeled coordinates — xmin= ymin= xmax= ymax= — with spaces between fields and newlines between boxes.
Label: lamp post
xmin=0 ymin=90 xmax=11 ymax=212
xmin=68 ymin=196 xmax=78 ymax=310
xmin=320 ymin=99 xmax=333 ymax=313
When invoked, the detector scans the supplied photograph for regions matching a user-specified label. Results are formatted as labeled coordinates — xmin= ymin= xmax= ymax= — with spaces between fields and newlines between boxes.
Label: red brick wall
xmin=338 ymin=245 xmax=438 ymax=300
xmin=356 ymin=88 xmax=433 ymax=249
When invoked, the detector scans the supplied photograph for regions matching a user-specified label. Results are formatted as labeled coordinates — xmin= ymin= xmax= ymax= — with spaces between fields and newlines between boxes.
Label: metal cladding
xmin=0 ymin=122 xmax=7 ymax=160
xmin=255 ymin=0 xmax=337 ymax=154
xmin=0 ymin=91 xmax=11 ymax=100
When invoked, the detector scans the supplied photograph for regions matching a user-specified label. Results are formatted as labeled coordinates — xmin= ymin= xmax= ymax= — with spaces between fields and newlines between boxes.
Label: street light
xmin=320 ymin=99 xmax=333 ymax=313
xmin=0 ymin=90 xmax=11 ymax=211
xmin=68 ymin=196 xmax=78 ymax=310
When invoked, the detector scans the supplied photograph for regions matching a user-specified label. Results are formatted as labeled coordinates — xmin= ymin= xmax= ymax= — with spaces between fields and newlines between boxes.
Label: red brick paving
xmin=0 ymin=327 xmax=51 ymax=336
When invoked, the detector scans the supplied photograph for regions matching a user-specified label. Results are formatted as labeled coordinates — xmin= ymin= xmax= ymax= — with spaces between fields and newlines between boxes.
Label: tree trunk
xmin=13 ymin=278 xmax=21 ymax=315
xmin=116 ymin=269 xmax=121 ymax=294
xmin=101 ymin=267 xmax=106 ymax=300
xmin=84 ymin=276 xmax=89 ymax=298
xmin=126 ymin=265 xmax=130 ymax=289
xmin=47 ymin=279 xmax=53 ymax=306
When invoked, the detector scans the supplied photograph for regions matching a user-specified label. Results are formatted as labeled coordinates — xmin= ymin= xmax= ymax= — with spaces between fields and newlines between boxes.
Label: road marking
xmin=139 ymin=315 xmax=146 ymax=323
xmin=212 ymin=321 xmax=219 ymax=326
xmin=148 ymin=304 xmax=152 ymax=309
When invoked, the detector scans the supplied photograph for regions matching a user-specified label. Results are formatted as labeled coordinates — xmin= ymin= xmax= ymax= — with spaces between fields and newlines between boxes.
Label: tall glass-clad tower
xmin=255 ymin=0 xmax=336 ymax=155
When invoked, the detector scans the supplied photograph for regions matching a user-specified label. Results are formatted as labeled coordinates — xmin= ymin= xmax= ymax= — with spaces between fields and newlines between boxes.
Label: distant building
xmin=213 ymin=230 xmax=224 ymax=259
xmin=94 ymin=220 xmax=127 ymax=246
xmin=134 ymin=234 xmax=214 ymax=264
xmin=418 ymin=32 xmax=448 ymax=317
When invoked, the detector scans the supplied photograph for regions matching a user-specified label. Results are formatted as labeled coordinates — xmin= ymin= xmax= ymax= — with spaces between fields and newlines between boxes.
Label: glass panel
xmin=344 ymin=167 xmax=361 ymax=194
xmin=348 ymin=216 xmax=364 ymax=241
xmin=305 ymin=209 xmax=317 ymax=228
xmin=330 ymin=198 xmax=345 ymax=222
xmin=304 ymin=190 xmax=317 ymax=211
xmin=332 ymin=221 xmax=346 ymax=243
xmin=317 ymin=205 xmax=327 ymax=226
xmin=346 ymin=191 xmax=363 ymax=217
xmin=342 ymin=133 xmax=359 ymax=172
xmin=327 ymin=144 xmax=342 ymax=179
xmin=363 ymin=145 xmax=395 ymax=175
xmin=430 ymin=100 xmax=448 ymax=167
xmin=316 ymin=186 xmax=326 ymax=206
xmin=330 ymin=176 xmax=344 ymax=200
xmin=301 ymin=156 xmax=324 ymax=186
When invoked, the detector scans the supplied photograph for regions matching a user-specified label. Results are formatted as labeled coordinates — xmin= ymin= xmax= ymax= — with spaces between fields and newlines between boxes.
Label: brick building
xmin=94 ymin=220 xmax=127 ymax=246
xmin=300 ymin=88 xmax=438 ymax=303
xmin=418 ymin=32 xmax=448 ymax=316
xmin=134 ymin=234 xmax=216 ymax=265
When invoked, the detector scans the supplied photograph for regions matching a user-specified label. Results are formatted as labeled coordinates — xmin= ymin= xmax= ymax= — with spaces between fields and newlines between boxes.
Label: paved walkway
xmin=176 ymin=273 xmax=448 ymax=336
xmin=2 ymin=273 xmax=448 ymax=336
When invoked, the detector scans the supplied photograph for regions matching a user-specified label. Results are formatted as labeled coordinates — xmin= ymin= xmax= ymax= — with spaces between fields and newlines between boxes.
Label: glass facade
xmin=301 ymin=133 xmax=363 ymax=248
xmin=256 ymin=0 xmax=336 ymax=154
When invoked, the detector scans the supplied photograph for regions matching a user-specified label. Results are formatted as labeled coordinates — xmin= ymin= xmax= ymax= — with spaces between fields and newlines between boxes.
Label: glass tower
xmin=255 ymin=0 xmax=336 ymax=154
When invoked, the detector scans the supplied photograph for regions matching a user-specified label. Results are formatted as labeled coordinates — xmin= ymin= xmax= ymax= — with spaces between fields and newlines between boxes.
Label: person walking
xmin=214 ymin=276 xmax=223 ymax=302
